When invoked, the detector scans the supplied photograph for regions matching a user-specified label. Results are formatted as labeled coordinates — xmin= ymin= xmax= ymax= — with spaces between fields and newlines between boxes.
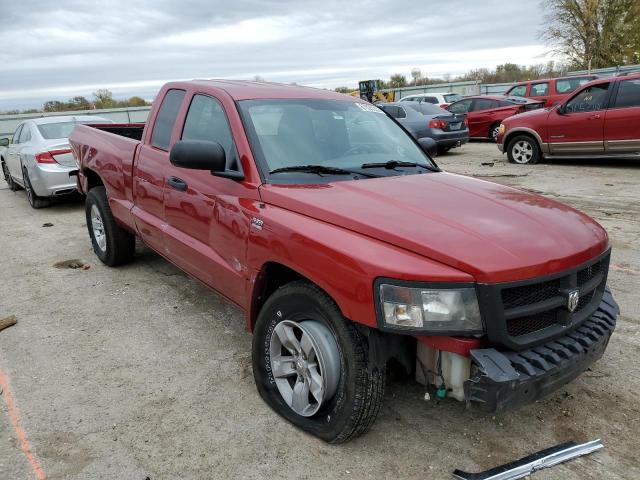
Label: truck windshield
xmin=238 ymin=99 xmax=436 ymax=180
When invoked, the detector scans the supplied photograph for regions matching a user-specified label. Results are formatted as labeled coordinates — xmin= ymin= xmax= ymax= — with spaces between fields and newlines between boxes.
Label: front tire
xmin=2 ymin=160 xmax=19 ymax=191
xmin=252 ymin=281 xmax=385 ymax=443
xmin=85 ymin=186 xmax=135 ymax=266
xmin=22 ymin=167 xmax=49 ymax=208
xmin=507 ymin=135 xmax=541 ymax=164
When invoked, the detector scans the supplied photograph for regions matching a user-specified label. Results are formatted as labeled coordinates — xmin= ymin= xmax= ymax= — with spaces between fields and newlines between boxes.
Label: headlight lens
xmin=498 ymin=124 xmax=506 ymax=136
xmin=380 ymin=284 xmax=483 ymax=333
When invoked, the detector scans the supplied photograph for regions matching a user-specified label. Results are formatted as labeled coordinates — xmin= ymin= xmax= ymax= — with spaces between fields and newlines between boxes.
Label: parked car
xmin=497 ymin=73 xmax=640 ymax=164
xmin=399 ymin=92 xmax=462 ymax=108
xmin=378 ymin=102 xmax=469 ymax=153
xmin=446 ymin=95 xmax=545 ymax=140
xmin=504 ymin=75 xmax=598 ymax=107
xmin=69 ymin=80 xmax=617 ymax=444
xmin=2 ymin=115 xmax=112 ymax=208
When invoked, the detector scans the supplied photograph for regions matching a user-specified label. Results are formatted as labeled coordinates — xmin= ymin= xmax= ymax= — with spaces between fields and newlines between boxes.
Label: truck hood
xmin=259 ymin=173 xmax=608 ymax=283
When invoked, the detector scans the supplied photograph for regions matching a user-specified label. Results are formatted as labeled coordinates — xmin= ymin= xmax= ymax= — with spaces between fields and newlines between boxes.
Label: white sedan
xmin=1 ymin=115 xmax=111 ymax=208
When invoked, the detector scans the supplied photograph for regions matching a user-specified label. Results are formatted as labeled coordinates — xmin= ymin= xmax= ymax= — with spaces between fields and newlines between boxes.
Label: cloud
xmin=0 ymin=0 xmax=546 ymax=110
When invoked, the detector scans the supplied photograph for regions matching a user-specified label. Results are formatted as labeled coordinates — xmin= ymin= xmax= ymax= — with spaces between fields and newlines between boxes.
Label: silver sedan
xmin=1 ymin=115 xmax=111 ymax=208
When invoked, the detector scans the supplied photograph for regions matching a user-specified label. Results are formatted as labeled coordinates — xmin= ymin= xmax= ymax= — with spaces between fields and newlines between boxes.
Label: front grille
xmin=478 ymin=251 xmax=611 ymax=349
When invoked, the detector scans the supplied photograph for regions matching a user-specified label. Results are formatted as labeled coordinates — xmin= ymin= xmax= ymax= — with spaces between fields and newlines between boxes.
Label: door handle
xmin=167 ymin=176 xmax=187 ymax=191
xmin=588 ymin=114 xmax=601 ymax=120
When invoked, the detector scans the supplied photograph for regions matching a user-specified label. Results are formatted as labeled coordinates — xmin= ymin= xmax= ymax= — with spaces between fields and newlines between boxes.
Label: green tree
xmin=541 ymin=0 xmax=640 ymax=69
xmin=127 ymin=96 xmax=148 ymax=107
xmin=334 ymin=86 xmax=353 ymax=94
xmin=388 ymin=74 xmax=407 ymax=88
xmin=93 ymin=89 xmax=116 ymax=109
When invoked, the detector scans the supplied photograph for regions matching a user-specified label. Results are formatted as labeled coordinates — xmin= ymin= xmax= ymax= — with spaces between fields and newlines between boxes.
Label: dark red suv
xmin=497 ymin=73 xmax=640 ymax=164
xmin=504 ymin=75 xmax=598 ymax=107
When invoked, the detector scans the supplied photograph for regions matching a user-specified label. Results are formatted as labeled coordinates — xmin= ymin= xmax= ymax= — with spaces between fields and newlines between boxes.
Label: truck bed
xmin=69 ymin=123 xmax=146 ymax=232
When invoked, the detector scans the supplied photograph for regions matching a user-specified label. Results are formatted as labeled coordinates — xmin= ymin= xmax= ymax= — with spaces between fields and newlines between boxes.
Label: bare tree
xmin=540 ymin=0 xmax=640 ymax=69
xmin=410 ymin=68 xmax=422 ymax=85
xmin=389 ymin=74 xmax=407 ymax=88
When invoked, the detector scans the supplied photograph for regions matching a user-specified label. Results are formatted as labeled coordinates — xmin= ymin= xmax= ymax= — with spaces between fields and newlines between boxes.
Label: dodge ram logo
xmin=567 ymin=289 xmax=580 ymax=312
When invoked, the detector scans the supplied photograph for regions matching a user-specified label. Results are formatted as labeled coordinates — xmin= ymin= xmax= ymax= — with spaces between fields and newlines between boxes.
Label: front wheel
xmin=252 ymin=281 xmax=385 ymax=443
xmin=507 ymin=135 xmax=541 ymax=164
xmin=85 ymin=186 xmax=135 ymax=266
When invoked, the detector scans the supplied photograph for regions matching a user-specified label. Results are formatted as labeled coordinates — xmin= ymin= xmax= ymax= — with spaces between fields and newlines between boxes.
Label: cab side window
xmin=447 ymin=99 xmax=472 ymax=114
xmin=508 ymin=85 xmax=527 ymax=97
xmin=530 ymin=82 xmax=549 ymax=97
xmin=151 ymin=89 xmax=186 ymax=151
xmin=565 ymin=83 xmax=610 ymax=113
xmin=12 ymin=125 xmax=23 ymax=144
xmin=19 ymin=125 xmax=32 ymax=143
xmin=182 ymin=94 xmax=240 ymax=171
xmin=613 ymin=79 xmax=640 ymax=109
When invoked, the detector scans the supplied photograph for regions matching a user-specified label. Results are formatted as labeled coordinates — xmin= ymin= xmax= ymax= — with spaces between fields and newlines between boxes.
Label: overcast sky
xmin=0 ymin=0 xmax=548 ymax=111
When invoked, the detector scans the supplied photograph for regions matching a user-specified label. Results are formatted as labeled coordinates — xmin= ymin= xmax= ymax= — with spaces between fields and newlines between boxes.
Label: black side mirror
xmin=0 ymin=137 xmax=8 ymax=147
xmin=418 ymin=137 xmax=438 ymax=158
xmin=556 ymin=104 xmax=566 ymax=115
xmin=169 ymin=140 xmax=244 ymax=180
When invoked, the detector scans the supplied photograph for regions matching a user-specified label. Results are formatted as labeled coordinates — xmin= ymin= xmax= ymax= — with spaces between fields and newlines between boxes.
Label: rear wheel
xmin=437 ymin=146 xmax=451 ymax=155
xmin=507 ymin=135 xmax=540 ymax=165
xmin=22 ymin=167 xmax=49 ymax=208
xmin=85 ymin=186 xmax=135 ymax=266
xmin=252 ymin=281 xmax=385 ymax=443
xmin=489 ymin=122 xmax=501 ymax=142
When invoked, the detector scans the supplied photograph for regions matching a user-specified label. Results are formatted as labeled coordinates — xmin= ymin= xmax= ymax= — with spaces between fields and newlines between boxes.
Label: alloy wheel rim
xmin=90 ymin=204 xmax=107 ymax=252
xmin=269 ymin=319 xmax=340 ymax=417
xmin=24 ymin=174 xmax=33 ymax=204
xmin=512 ymin=140 xmax=533 ymax=163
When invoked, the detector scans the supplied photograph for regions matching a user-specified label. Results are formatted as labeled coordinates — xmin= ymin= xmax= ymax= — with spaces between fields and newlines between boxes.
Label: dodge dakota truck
xmin=69 ymin=80 xmax=619 ymax=444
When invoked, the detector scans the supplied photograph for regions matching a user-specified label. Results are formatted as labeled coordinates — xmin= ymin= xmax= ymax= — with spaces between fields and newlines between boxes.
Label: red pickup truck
xmin=498 ymin=73 xmax=640 ymax=164
xmin=69 ymin=80 xmax=618 ymax=443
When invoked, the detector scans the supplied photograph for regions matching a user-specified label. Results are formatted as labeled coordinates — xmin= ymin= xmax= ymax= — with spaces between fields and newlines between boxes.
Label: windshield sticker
xmin=355 ymin=103 xmax=384 ymax=113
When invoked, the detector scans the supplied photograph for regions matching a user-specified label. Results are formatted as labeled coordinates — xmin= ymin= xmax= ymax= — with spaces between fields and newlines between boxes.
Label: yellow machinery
xmin=347 ymin=80 xmax=395 ymax=103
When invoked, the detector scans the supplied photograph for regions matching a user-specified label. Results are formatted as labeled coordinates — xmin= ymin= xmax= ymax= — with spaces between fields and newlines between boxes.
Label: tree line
xmin=2 ymin=89 xmax=150 ymax=115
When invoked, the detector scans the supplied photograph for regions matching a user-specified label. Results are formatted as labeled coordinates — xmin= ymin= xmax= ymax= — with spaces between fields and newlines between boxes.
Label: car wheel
xmin=85 ymin=186 xmax=135 ymax=266
xmin=252 ymin=281 xmax=385 ymax=444
xmin=489 ymin=123 xmax=501 ymax=142
xmin=22 ymin=167 xmax=50 ymax=208
xmin=2 ymin=160 xmax=19 ymax=191
xmin=437 ymin=146 xmax=451 ymax=155
xmin=507 ymin=135 xmax=540 ymax=165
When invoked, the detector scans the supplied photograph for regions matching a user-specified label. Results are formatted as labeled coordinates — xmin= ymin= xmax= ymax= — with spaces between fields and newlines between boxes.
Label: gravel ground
xmin=1 ymin=141 xmax=639 ymax=480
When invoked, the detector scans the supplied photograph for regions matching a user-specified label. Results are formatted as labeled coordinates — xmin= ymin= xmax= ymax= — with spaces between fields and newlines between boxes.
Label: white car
xmin=399 ymin=92 xmax=463 ymax=108
xmin=1 ymin=115 xmax=111 ymax=208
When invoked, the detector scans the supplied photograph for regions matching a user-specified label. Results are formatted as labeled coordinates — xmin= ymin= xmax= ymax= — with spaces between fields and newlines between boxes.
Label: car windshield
xmin=238 ymin=99 xmax=436 ymax=181
xmin=444 ymin=94 xmax=462 ymax=103
xmin=37 ymin=122 xmax=77 ymax=139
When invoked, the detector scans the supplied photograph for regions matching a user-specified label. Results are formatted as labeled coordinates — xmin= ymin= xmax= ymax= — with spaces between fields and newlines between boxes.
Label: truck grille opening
xmin=498 ymin=253 xmax=609 ymax=338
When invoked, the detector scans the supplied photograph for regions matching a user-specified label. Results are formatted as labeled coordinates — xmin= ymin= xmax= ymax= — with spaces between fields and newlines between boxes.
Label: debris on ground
xmin=480 ymin=162 xmax=494 ymax=167
xmin=53 ymin=259 xmax=86 ymax=269
xmin=42 ymin=222 xmax=54 ymax=227
xmin=0 ymin=315 xmax=17 ymax=332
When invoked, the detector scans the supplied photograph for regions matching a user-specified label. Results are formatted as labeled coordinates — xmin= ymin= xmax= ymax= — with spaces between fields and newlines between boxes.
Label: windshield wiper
xmin=269 ymin=165 xmax=379 ymax=178
xmin=360 ymin=160 xmax=436 ymax=171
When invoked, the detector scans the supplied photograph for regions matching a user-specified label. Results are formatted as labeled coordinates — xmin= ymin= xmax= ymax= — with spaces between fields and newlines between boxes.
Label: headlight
xmin=498 ymin=124 xmax=506 ymax=136
xmin=379 ymin=283 xmax=483 ymax=334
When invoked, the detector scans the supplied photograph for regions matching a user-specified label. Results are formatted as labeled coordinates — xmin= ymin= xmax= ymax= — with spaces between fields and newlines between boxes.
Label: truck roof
xmin=169 ymin=79 xmax=359 ymax=101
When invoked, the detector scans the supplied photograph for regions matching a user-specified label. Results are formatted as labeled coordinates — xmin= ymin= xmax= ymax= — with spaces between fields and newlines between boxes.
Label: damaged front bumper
xmin=464 ymin=288 xmax=618 ymax=412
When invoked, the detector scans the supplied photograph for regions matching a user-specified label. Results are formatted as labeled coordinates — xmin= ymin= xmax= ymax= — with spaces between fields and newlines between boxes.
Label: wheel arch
xmin=82 ymin=167 xmax=105 ymax=193
xmin=504 ymin=128 xmax=546 ymax=154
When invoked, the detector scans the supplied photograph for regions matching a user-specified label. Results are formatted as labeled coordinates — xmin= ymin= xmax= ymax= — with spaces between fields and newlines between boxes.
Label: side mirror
xmin=418 ymin=137 xmax=438 ymax=158
xmin=556 ymin=104 xmax=566 ymax=115
xmin=0 ymin=137 xmax=8 ymax=147
xmin=169 ymin=140 xmax=244 ymax=180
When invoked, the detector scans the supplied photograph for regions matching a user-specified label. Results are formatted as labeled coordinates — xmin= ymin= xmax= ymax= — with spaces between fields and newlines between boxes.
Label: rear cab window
xmin=151 ymin=89 xmax=186 ymax=150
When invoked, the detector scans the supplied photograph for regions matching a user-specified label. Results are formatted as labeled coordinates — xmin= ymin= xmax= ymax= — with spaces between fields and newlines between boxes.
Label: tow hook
xmin=452 ymin=439 xmax=603 ymax=480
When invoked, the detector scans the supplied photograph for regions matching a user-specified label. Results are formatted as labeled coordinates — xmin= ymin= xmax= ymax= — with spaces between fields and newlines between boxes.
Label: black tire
xmin=506 ymin=134 xmax=541 ymax=165
xmin=437 ymin=146 xmax=451 ymax=155
xmin=85 ymin=186 xmax=135 ymax=266
xmin=489 ymin=122 xmax=501 ymax=142
xmin=22 ymin=167 xmax=49 ymax=208
xmin=252 ymin=281 xmax=385 ymax=444
xmin=2 ymin=159 xmax=19 ymax=191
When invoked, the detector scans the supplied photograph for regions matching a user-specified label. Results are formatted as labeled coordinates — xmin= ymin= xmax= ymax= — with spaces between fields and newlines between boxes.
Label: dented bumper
xmin=464 ymin=288 xmax=618 ymax=412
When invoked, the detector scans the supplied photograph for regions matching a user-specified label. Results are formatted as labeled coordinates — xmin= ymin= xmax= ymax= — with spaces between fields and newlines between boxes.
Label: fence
xmin=0 ymin=106 xmax=151 ymax=138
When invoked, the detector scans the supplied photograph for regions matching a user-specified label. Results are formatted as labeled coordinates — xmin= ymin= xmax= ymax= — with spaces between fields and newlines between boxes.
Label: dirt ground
xmin=1 ymin=142 xmax=639 ymax=480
